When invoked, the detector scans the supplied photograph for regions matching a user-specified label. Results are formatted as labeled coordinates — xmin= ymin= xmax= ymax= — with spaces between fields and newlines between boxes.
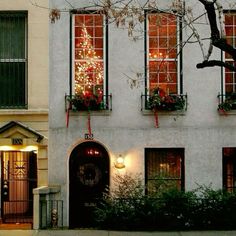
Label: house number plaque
xmin=12 ymin=138 xmax=23 ymax=145
xmin=84 ymin=133 xmax=94 ymax=140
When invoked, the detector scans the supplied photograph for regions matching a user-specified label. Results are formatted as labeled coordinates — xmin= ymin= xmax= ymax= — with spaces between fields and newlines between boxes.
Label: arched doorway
xmin=69 ymin=141 xmax=110 ymax=228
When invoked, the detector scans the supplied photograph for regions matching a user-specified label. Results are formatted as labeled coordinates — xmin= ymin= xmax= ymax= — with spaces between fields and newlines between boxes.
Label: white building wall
xmin=49 ymin=0 xmax=236 ymax=226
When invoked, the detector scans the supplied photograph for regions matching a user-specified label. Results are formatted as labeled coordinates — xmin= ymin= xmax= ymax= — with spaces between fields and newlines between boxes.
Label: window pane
xmin=225 ymin=15 xmax=233 ymax=25
xmin=74 ymin=15 xmax=84 ymax=26
xmin=95 ymin=27 xmax=103 ymax=37
xmin=74 ymin=14 xmax=104 ymax=95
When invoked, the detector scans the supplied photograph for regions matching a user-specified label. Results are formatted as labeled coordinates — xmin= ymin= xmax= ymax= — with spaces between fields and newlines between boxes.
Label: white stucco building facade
xmin=48 ymin=0 xmax=236 ymax=228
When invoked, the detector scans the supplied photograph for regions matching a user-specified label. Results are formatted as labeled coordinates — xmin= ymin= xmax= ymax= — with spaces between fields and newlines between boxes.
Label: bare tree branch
xmin=197 ymin=0 xmax=236 ymax=71
xmin=197 ymin=60 xmax=236 ymax=72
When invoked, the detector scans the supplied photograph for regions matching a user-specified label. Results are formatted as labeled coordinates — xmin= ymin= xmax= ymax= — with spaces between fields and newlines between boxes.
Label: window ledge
xmin=0 ymin=109 xmax=48 ymax=115
xmin=142 ymin=109 xmax=186 ymax=116
xmin=69 ymin=110 xmax=111 ymax=116
xmin=218 ymin=110 xmax=236 ymax=115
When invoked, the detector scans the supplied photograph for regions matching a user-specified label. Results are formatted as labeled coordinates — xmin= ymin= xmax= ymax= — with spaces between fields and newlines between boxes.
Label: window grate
xmin=145 ymin=148 xmax=184 ymax=195
xmin=0 ymin=12 xmax=27 ymax=109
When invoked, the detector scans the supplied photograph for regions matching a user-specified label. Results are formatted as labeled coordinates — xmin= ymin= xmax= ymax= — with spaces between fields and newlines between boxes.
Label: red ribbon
xmin=219 ymin=108 xmax=228 ymax=116
xmin=66 ymin=108 xmax=69 ymax=128
xmin=66 ymin=102 xmax=72 ymax=128
xmin=88 ymin=112 xmax=92 ymax=135
xmin=154 ymin=109 xmax=159 ymax=128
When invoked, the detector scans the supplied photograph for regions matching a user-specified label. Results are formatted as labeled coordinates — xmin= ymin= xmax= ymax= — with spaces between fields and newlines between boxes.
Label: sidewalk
xmin=0 ymin=230 xmax=236 ymax=236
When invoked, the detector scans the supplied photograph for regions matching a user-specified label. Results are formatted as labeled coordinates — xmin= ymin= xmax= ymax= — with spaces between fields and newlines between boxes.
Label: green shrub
xmin=192 ymin=186 xmax=236 ymax=229
xmin=94 ymin=175 xmax=236 ymax=230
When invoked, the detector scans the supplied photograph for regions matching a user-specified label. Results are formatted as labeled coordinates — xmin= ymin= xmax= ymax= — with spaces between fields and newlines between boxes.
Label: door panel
xmin=1 ymin=151 xmax=37 ymax=223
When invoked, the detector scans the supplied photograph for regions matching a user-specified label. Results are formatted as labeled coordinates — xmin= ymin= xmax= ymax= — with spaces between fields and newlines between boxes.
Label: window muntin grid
xmin=73 ymin=14 xmax=104 ymax=96
xmin=224 ymin=13 xmax=236 ymax=93
xmin=147 ymin=13 xmax=178 ymax=94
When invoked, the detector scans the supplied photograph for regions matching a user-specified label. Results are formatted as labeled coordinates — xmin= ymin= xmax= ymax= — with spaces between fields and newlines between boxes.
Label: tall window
xmin=145 ymin=148 xmax=184 ymax=195
xmin=223 ymin=147 xmax=236 ymax=192
xmin=224 ymin=12 xmax=236 ymax=94
xmin=73 ymin=13 xmax=106 ymax=96
xmin=146 ymin=13 xmax=181 ymax=95
xmin=0 ymin=12 xmax=27 ymax=108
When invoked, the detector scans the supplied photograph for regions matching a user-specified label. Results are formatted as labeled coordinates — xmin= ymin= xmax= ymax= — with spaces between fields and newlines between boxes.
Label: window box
xmin=65 ymin=93 xmax=112 ymax=112
xmin=218 ymin=93 xmax=236 ymax=112
xmin=141 ymin=88 xmax=187 ymax=112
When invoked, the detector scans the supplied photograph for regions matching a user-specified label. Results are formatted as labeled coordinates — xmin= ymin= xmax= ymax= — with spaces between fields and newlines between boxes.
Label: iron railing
xmin=65 ymin=94 xmax=112 ymax=112
xmin=39 ymin=200 xmax=64 ymax=229
xmin=218 ymin=93 xmax=236 ymax=111
xmin=141 ymin=93 xmax=187 ymax=111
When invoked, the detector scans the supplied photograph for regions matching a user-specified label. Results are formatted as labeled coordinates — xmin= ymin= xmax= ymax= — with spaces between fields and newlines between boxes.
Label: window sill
xmin=69 ymin=110 xmax=111 ymax=116
xmin=142 ymin=109 xmax=186 ymax=116
xmin=0 ymin=109 xmax=48 ymax=115
xmin=218 ymin=110 xmax=236 ymax=115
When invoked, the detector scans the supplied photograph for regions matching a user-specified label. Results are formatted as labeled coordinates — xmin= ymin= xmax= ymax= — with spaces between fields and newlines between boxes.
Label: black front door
xmin=69 ymin=141 xmax=109 ymax=228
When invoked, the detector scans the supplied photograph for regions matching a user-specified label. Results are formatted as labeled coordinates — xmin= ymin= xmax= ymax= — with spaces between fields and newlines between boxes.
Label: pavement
xmin=0 ymin=230 xmax=236 ymax=236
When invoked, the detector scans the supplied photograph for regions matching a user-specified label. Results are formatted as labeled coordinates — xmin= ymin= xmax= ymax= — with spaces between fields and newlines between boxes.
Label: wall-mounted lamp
xmin=115 ymin=154 xmax=125 ymax=169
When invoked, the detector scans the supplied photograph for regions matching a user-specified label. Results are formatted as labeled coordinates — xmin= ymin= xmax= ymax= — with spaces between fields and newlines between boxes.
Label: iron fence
xmin=39 ymin=200 xmax=63 ymax=229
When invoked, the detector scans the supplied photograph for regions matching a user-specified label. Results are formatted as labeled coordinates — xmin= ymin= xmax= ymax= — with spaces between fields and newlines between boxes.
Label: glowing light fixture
xmin=115 ymin=154 xmax=125 ymax=169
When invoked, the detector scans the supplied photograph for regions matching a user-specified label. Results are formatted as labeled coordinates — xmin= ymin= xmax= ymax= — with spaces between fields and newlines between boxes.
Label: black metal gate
xmin=1 ymin=151 xmax=37 ymax=223
xmin=69 ymin=141 xmax=109 ymax=228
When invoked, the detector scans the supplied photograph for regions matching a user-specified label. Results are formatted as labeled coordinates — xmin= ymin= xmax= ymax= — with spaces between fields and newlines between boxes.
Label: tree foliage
xmin=46 ymin=0 xmax=236 ymax=72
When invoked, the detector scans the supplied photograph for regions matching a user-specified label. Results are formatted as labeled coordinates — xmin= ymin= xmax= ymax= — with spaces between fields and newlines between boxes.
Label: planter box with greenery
xmin=144 ymin=88 xmax=187 ymax=112
xmin=218 ymin=92 xmax=236 ymax=112
xmin=65 ymin=93 xmax=112 ymax=112
xmin=141 ymin=88 xmax=187 ymax=127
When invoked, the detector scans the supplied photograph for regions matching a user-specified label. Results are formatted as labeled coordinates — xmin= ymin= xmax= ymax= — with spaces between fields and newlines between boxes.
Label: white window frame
xmin=223 ymin=12 xmax=236 ymax=94
xmin=72 ymin=13 xmax=107 ymax=96
xmin=146 ymin=12 xmax=181 ymax=95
